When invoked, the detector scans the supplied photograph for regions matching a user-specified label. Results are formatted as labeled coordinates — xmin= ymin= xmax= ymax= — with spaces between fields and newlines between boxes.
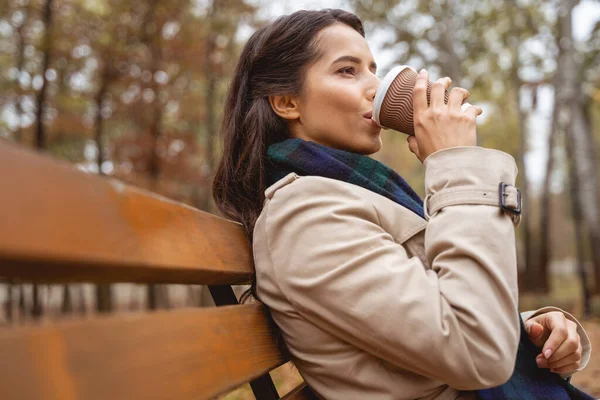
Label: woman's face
xmin=289 ymin=24 xmax=382 ymax=155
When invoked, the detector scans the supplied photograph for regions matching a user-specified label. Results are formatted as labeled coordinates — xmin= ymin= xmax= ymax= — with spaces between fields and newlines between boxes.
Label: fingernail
xmin=544 ymin=349 xmax=553 ymax=359
xmin=419 ymin=69 xmax=427 ymax=76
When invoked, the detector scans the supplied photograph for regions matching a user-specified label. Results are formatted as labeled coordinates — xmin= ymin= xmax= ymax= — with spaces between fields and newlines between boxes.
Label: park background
xmin=1 ymin=0 xmax=599 ymax=397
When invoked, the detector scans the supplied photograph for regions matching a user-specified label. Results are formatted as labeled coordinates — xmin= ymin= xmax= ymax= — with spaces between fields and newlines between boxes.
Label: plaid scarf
xmin=266 ymin=138 xmax=594 ymax=400
xmin=266 ymin=138 xmax=425 ymax=219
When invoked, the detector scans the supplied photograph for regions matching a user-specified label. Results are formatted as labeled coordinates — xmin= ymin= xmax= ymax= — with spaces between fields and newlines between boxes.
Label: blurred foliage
xmin=0 ymin=0 xmax=260 ymax=209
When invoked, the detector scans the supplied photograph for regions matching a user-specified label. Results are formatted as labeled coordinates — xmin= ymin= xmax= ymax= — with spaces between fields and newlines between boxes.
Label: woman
xmin=213 ymin=9 xmax=591 ymax=400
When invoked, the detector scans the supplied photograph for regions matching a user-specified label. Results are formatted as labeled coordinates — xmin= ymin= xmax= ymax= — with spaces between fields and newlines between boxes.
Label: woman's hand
xmin=407 ymin=69 xmax=483 ymax=163
xmin=525 ymin=311 xmax=583 ymax=375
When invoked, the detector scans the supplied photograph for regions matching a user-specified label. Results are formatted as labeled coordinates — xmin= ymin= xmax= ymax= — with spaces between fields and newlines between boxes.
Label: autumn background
xmin=1 ymin=0 xmax=599 ymax=397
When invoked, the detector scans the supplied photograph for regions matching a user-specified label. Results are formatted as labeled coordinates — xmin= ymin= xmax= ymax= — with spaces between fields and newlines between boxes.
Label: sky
xmin=251 ymin=0 xmax=600 ymax=192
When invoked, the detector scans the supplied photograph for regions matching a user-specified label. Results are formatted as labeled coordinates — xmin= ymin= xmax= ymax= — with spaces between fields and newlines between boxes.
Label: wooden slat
xmin=282 ymin=384 xmax=319 ymax=400
xmin=0 ymin=303 xmax=285 ymax=399
xmin=0 ymin=140 xmax=252 ymax=285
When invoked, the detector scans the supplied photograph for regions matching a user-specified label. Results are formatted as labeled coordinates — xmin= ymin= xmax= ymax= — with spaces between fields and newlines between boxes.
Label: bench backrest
xmin=0 ymin=140 xmax=314 ymax=400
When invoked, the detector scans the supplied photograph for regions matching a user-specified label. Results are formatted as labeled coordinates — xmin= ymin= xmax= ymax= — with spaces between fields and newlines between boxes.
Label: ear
xmin=268 ymin=94 xmax=301 ymax=121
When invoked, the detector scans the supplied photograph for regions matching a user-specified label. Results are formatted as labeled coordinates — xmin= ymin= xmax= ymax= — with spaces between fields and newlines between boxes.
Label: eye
xmin=337 ymin=66 xmax=356 ymax=75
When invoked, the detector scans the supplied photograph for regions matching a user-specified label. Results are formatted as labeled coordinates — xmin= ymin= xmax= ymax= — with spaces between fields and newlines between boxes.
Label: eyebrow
xmin=332 ymin=55 xmax=378 ymax=72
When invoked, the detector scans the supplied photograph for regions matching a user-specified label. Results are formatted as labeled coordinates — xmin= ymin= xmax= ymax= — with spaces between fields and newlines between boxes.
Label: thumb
xmin=525 ymin=320 xmax=545 ymax=347
xmin=407 ymin=135 xmax=421 ymax=161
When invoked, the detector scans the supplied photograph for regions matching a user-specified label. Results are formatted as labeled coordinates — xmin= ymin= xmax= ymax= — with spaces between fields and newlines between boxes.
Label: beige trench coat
xmin=252 ymin=146 xmax=591 ymax=400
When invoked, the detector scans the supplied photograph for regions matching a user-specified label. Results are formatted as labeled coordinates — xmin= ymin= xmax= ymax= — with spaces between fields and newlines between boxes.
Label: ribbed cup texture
xmin=379 ymin=68 xmax=450 ymax=135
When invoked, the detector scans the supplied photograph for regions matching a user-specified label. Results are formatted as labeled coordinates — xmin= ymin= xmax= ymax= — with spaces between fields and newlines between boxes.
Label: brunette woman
xmin=213 ymin=9 xmax=591 ymax=400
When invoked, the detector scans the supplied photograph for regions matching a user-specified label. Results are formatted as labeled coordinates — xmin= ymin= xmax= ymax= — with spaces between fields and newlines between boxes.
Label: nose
xmin=367 ymin=74 xmax=381 ymax=101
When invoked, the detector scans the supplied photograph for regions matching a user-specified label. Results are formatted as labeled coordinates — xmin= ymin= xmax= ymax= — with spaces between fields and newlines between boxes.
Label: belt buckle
xmin=499 ymin=182 xmax=521 ymax=215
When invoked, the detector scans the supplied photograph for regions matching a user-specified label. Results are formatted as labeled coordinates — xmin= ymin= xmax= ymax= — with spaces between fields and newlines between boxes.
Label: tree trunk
xmin=13 ymin=4 xmax=30 ymax=143
xmin=60 ymin=284 xmax=73 ymax=314
xmin=31 ymin=284 xmax=42 ymax=320
xmin=570 ymin=99 xmax=600 ymax=293
xmin=4 ymin=283 xmax=13 ymax=323
xmin=147 ymin=284 xmax=170 ymax=310
xmin=77 ymin=285 xmax=86 ymax=314
xmin=200 ymin=0 xmax=220 ymax=212
xmin=581 ymin=104 xmax=600 ymax=293
xmin=511 ymin=71 xmax=534 ymax=291
xmin=18 ymin=284 xmax=26 ymax=322
xmin=537 ymin=86 xmax=560 ymax=294
xmin=61 ymin=286 xmax=73 ymax=314
xmin=29 ymin=0 xmax=55 ymax=321
xmin=34 ymin=0 xmax=54 ymax=150
xmin=565 ymin=126 xmax=592 ymax=318
xmin=95 ymin=285 xmax=113 ymax=313
xmin=93 ymin=63 xmax=114 ymax=313
xmin=144 ymin=0 xmax=169 ymax=310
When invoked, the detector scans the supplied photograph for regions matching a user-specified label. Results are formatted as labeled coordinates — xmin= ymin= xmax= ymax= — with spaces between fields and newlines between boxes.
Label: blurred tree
xmin=34 ymin=0 xmax=54 ymax=150
xmin=141 ymin=0 xmax=173 ymax=311
xmin=12 ymin=0 xmax=30 ymax=142
xmin=554 ymin=0 xmax=600 ymax=302
xmin=196 ymin=0 xmax=257 ymax=212
xmin=28 ymin=0 xmax=56 ymax=320
xmin=538 ymin=79 xmax=560 ymax=295
xmin=578 ymin=8 xmax=600 ymax=295
xmin=201 ymin=0 xmax=220 ymax=212
xmin=93 ymin=60 xmax=117 ymax=314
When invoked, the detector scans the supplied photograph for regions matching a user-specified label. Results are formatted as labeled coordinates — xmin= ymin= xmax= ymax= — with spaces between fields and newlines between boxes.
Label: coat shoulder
xmin=263 ymin=173 xmax=427 ymax=247
xmin=265 ymin=172 xmax=367 ymax=201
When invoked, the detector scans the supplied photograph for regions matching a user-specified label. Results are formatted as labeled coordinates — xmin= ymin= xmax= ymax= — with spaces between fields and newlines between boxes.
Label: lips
xmin=363 ymin=110 xmax=373 ymax=119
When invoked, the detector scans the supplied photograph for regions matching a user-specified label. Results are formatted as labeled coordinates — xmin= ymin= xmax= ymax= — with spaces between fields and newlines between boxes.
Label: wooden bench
xmin=0 ymin=140 xmax=316 ymax=400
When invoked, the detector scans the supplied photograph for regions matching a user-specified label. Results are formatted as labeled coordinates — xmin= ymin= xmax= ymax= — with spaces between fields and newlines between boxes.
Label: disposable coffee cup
xmin=372 ymin=65 xmax=471 ymax=135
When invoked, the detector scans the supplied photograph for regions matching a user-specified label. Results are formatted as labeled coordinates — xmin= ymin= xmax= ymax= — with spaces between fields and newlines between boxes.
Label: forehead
xmin=313 ymin=24 xmax=373 ymax=64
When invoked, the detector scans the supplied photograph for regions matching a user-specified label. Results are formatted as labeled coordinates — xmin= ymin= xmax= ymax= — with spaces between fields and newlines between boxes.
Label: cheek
xmin=304 ymin=81 xmax=361 ymax=126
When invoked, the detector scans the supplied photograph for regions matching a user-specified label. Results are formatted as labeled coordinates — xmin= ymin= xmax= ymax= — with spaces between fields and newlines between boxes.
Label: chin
xmin=356 ymin=136 xmax=382 ymax=155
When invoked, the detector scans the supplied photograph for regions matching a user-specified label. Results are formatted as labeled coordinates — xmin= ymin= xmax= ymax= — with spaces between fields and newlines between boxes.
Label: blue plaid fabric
xmin=267 ymin=138 xmax=594 ymax=399
xmin=266 ymin=138 xmax=424 ymax=219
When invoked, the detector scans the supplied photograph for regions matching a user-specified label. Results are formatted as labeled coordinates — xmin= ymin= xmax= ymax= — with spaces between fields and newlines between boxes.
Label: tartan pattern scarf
xmin=265 ymin=138 xmax=594 ymax=400
xmin=266 ymin=138 xmax=425 ymax=219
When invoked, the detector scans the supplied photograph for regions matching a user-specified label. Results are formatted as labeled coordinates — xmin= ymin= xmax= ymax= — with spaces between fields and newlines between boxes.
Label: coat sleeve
xmin=265 ymin=146 xmax=521 ymax=391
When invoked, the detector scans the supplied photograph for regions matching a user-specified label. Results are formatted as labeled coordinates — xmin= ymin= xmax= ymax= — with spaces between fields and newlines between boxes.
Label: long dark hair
xmin=212 ymin=9 xmax=365 ymax=301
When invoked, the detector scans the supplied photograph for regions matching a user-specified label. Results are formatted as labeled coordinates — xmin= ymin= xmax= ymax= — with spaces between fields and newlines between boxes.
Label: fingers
xmin=430 ymin=77 xmax=451 ymax=109
xmin=463 ymin=105 xmax=483 ymax=119
xmin=537 ymin=351 xmax=582 ymax=375
xmin=413 ymin=69 xmax=429 ymax=115
xmin=447 ymin=87 xmax=469 ymax=111
xmin=546 ymin=320 xmax=581 ymax=363
xmin=546 ymin=347 xmax=582 ymax=370
xmin=410 ymin=69 xmax=479 ymax=159
xmin=540 ymin=312 xmax=569 ymax=359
